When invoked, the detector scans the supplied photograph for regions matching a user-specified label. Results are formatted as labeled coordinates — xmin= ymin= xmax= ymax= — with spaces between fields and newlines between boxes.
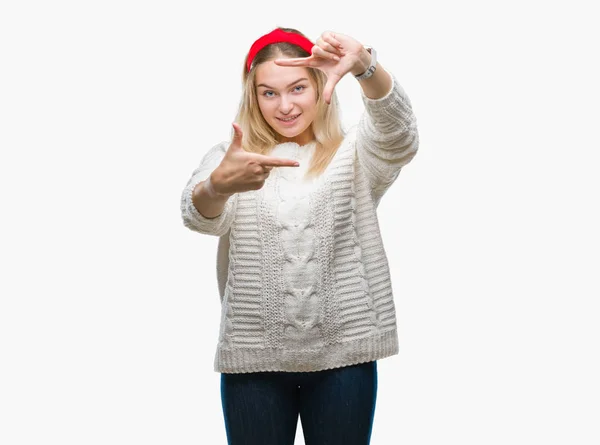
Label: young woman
xmin=180 ymin=26 xmax=419 ymax=445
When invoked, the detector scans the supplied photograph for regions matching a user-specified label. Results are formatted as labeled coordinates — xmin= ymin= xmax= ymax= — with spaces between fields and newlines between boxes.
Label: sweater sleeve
xmin=180 ymin=141 xmax=238 ymax=237
xmin=356 ymin=70 xmax=419 ymax=203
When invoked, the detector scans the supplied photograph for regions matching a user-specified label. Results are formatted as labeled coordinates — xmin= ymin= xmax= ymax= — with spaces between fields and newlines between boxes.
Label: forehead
xmin=255 ymin=60 xmax=311 ymax=88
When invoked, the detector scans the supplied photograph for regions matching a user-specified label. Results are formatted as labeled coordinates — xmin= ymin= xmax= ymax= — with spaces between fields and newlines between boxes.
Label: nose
xmin=279 ymin=95 xmax=294 ymax=114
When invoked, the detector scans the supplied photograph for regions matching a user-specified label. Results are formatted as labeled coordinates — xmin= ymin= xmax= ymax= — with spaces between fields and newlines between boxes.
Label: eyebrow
xmin=256 ymin=78 xmax=309 ymax=89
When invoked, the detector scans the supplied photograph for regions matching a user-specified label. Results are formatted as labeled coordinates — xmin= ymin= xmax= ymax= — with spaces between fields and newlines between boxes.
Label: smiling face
xmin=255 ymin=59 xmax=318 ymax=146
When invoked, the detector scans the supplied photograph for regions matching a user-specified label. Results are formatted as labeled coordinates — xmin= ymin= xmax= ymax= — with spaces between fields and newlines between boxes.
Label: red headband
xmin=246 ymin=28 xmax=314 ymax=73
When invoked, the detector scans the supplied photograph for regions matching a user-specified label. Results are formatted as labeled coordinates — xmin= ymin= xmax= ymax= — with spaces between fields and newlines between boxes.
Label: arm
xmin=180 ymin=142 xmax=238 ymax=237
xmin=355 ymin=57 xmax=419 ymax=203
xmin=191 ymin=173 xmax=232 ymax=219
xmin=351 ymin=48 xmax=394 ymax=100
xmin=271 ymin=33 xmax=418 ymax=202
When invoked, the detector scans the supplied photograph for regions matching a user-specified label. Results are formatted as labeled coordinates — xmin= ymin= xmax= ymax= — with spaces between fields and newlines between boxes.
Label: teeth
xmin=280 ymin=114 xmax=299 ymax=122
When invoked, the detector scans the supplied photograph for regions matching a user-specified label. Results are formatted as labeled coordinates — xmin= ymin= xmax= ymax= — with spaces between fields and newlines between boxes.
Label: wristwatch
xmin=354 ymin=46 xmax=377 ymax=81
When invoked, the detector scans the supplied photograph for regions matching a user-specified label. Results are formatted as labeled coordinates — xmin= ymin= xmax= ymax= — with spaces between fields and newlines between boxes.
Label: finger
xmin=323 ymin=74 xmax=341 ymax=105
xmin=252 ymin=153 xmax=300 ymax=167
xmin=317 ymin=37 xmax=343 ymax=56
xmin=323 ymin=32 xmax=343 ymax=49
xmin=312 ymin=45 xmax=340 ymax=62
xmin=274 ymin=56 xmax=314 ymax=67
xmin=230 ymin=122 xmax=243 ymax=150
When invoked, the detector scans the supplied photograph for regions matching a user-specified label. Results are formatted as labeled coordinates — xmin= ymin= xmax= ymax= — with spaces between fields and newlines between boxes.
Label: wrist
xmin=197 ymin=172 xmax=231 ymax=199
xmin=201 ymin=171 xmax=232 ymax=199
xmin=351 ymin=47 xmax=372 ymax=76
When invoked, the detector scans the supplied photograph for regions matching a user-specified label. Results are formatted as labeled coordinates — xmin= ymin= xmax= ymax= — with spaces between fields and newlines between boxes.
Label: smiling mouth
xmin=277 ymin=114 xmax=301 ymax=122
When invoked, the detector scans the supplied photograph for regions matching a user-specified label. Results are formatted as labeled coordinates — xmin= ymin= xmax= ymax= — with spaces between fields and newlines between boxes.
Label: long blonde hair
xmin=233 ymin=27 xmax=345 ymax=179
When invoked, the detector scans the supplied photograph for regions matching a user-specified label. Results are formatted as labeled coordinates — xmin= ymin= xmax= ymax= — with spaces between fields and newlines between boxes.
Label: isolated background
xmin=1 ymin=0 xmax=599 ymax=444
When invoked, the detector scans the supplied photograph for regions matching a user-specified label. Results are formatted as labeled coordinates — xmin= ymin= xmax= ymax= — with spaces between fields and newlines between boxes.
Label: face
xmin=255 ymin=59 xmax=318 ymax=146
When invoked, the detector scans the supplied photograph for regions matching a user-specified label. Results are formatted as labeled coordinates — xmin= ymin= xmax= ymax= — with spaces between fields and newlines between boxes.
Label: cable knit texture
xmin=181 ymin=71 xmax=418 ymax=373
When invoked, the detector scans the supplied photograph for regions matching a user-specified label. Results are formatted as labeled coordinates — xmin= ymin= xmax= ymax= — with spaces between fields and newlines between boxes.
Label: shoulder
xmin=344 ymin=124 xmax=359 ymax=141
xmin=211 ymin=140 xmax=230 ymax=154
xmin=338 ymin=125 xmax=358 ymax=154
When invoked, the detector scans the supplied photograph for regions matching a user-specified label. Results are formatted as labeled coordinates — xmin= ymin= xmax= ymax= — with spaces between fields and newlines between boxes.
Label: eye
xmin=261 ymin=85 xmax=306 ymax=97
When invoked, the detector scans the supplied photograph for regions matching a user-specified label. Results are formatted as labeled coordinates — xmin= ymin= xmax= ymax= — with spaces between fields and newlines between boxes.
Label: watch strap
xmin=354 ymin=46 xmax=377 ymax=81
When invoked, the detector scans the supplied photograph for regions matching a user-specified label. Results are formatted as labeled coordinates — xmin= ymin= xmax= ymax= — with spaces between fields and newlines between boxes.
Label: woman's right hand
xmin=209 ymin=123 xmax=300 ymax=196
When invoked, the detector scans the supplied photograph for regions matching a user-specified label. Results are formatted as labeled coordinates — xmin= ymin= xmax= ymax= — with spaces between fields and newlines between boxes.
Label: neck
xmin=276 ymin=127 xmax=315 ymax=146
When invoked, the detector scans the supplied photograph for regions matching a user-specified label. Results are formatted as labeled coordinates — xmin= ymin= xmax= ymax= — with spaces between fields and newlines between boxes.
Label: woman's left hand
xmin=274 ymin=31 xmax=370 ymax=105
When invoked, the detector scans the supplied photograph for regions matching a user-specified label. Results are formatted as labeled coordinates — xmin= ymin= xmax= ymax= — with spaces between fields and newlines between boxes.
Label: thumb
xmin=229 ymin=122 xmax=243 ymax=150
xmin=323 ymin=75 xmax=340 ymax=105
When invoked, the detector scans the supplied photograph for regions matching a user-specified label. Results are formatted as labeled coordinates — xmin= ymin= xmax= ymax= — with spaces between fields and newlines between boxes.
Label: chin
xmin=280 ymin=129 xmax=302 ymax=137
xmin=275 ymin=124 xmax=301 ymax=135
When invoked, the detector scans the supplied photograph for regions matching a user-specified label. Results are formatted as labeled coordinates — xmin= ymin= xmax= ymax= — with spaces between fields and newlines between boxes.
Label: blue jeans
xmin=220 ymin=360 xmax=378 ymax=445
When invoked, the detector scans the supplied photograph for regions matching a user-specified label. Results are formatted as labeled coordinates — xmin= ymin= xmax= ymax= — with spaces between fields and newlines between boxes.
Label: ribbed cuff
xmin=181 ymin=179 xmax=236 ymax=236
xmin=360 ymin=72 xmax=414 ymax=125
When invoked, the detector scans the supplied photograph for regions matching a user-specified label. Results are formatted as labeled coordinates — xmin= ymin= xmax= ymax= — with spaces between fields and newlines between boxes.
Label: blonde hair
xmin=232 ymin=27 xmax=345 ymax=179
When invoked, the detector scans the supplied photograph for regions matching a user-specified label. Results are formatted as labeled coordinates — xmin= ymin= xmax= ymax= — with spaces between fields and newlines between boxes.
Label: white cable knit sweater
xmin=181 ymin=72 xmax=418 ymax=373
